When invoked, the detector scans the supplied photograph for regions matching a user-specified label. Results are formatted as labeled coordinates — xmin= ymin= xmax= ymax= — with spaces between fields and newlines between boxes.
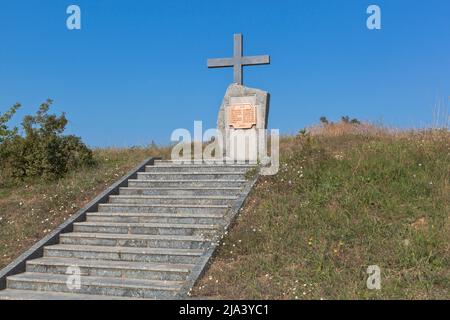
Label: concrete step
xmin=44 ymin=245 xmax=204 ymax=264
xmin=119 ymin=187 xmax=242 ymax=197
xmin=86 ymin=212 xmax=224 ymax=225
xmin=26 ymin=257 xmax=193 ymax=281
xmin=7 ymin=272 xmax=182 ymax=299
xmin=73 ymin=221 xmax=220 ymax=236
xmin=98 ymin=203 xmax=229 ymax=214
xmin=108 ymin=195 xmax=237 ymax=206
xmin=60 ymin=233 xmax=211 ymax=249
xmin=145 ymin=165 xmax=251 ymax=173
xmin=127 ymin=179 xmax=247 ymax=188
xmin=136 ymin=172 xmax=246 ymax=181
xmin=153 ymin=160 xmax=257 ymax=166
xmin=0 ymin=289 xmax=138 ymax=300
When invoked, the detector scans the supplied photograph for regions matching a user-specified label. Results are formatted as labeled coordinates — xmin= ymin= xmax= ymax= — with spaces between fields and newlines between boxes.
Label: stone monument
xmin=208 ymin=34 xmax=270 ymax=163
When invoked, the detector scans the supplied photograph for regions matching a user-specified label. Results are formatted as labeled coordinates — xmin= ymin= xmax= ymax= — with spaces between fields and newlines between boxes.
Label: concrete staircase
xmin=0 ymin=160 xmax=257 ymax=300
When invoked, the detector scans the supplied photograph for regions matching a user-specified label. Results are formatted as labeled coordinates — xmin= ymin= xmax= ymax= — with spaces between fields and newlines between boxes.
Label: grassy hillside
xmin=1 ymin=122 xmax=448 ymax=299
xmin=0 ymin=146 xmax=170 ymax=269
xmin=192 ymin=123 xmax=450 ymax=299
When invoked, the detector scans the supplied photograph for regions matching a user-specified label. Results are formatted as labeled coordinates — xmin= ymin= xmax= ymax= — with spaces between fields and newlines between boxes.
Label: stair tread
xmin=87 ymin=212 xmax=224 ymax=217
xmin=146 ymin=163 xmax=255 ymax=168
xmin=121 ymin=187 xmax=242 ymax=190
xmin=99 ymin=203 xmax=228 ymax=208
xmin=45 ymin=244 xmax=205 ymax=256
xmin=153 ymin=160 xmax=255 ymax=164
xmin=110 ymin=195 xmax=237 ymax=200
xmin=0 ymin=289 xmax=138 ymax=300
xmin=128 ymin=179 xmax=247 ymax=182
xmin=138 ymin=172 xmax=245 ymax=175
xmin=8 ymin=272 xmax=183 ymax=290
xmin=74 ymin=221 xmax=220 ymax=229
xmin=61 ymin=232 xmax=207 ymax=241
xmin=27 ymin=257 xmax=194 ymax=272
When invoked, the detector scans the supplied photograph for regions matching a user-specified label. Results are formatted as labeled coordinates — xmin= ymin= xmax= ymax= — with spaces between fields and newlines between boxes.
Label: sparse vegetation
xmin=244 ymin=166 xmax=259 ymax=180
xmin=319 ymin=116 xmax=329 ymax=125
xmin=341 ymin=115 xmax=361 ymax=125
xmin=192 ymin=121 xmax=450 ymax=299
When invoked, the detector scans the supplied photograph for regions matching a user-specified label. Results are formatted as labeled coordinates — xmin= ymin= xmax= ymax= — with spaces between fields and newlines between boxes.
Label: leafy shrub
xmin=0 ymin=103 xmax=20 ymax=143
xmin=0 ymin=100 xmax=95 ymax=185
xmin=319 ymin=116 xmax=329 ymax=125
xmin=342 ymin=115 xmax=361 ymax=124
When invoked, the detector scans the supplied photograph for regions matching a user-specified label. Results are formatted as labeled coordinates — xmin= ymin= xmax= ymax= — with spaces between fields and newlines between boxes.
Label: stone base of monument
xmin=217 ymin=83 xmax=270 ymax=164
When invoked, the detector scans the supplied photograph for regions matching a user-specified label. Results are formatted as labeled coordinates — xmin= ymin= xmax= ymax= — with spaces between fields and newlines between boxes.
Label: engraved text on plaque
xmin=228 ymin=104 xmax=257 ymax=129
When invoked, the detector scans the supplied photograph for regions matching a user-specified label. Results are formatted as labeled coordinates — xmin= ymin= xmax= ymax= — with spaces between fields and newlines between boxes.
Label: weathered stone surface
xmin=217 ymin=83 xmax=270 ymax=162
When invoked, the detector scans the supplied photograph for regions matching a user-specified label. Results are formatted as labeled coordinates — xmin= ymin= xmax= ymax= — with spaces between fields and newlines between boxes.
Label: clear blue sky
xmin=1 ymin=0 xmax=449 ymax=147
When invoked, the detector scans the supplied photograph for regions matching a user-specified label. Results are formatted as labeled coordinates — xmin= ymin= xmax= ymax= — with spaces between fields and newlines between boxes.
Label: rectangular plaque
xmin=228 ymin=104 xmax=257 ymax=129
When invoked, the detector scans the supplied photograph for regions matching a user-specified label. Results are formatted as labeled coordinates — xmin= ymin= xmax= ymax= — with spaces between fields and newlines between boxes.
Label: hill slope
xmin=1 ymin=124 xmax=448 ymax=299
xmin=192 ymin=125 xmax=450 ymax=299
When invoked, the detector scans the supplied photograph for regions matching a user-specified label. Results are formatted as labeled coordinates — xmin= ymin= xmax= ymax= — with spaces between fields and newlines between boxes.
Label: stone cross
xmin=207 ymin=34 xmax=270 ymax=85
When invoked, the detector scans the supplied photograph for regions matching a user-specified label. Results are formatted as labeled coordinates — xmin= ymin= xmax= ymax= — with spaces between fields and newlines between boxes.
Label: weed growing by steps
xmin=244 ymin=166 xmax=259 ymax=180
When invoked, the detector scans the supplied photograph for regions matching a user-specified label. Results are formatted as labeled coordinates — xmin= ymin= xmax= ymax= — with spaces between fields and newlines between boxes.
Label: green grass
xmin=0 ymin=146 xmax=170 ymax=269
xmin=192 ymin=128 xmax=450 ymax=299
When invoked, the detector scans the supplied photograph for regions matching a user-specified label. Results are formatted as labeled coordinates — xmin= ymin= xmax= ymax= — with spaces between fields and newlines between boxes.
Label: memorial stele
xmin=208 ymin=33 xmax=271 ymax=163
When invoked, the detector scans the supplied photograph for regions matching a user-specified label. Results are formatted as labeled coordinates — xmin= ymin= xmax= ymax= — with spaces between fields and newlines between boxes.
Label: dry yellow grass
xmin=307 ymin=121 xmax=394 ymax=137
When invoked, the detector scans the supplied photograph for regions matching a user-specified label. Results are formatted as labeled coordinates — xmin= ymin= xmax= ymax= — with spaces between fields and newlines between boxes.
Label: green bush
xmin=0 ymin=100 xmax=95 ymax=185
xmin=0 ymin=103 xmax=20 ymax=143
